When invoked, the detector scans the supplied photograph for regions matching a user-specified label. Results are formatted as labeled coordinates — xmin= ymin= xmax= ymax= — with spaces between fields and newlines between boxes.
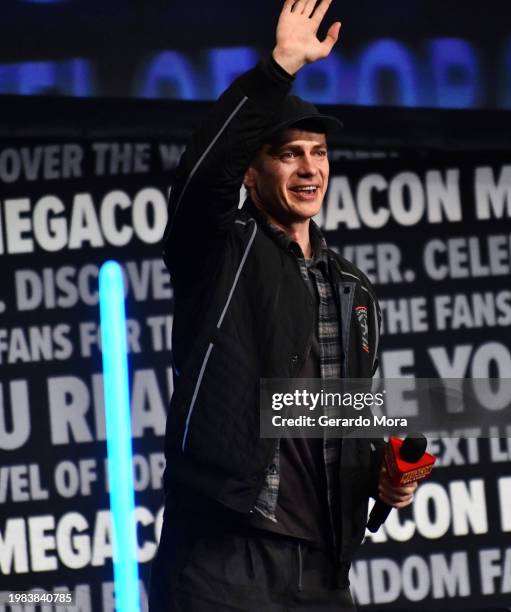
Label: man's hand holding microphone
xmin=369 ymin=433 xmax=437 ymax=532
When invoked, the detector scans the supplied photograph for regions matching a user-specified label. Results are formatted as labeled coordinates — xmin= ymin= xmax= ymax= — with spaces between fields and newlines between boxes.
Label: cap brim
xmin=262 ymin=113 xmax=344 ymax=141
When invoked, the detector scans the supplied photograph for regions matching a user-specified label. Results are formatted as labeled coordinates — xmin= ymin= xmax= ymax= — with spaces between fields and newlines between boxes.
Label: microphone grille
xmin=400 ymin=433 xmax=427 ymax=463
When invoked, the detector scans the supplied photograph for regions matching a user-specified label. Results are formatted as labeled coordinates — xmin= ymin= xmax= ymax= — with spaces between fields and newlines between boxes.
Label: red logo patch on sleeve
xmin=355 ymin=306 xmax=370 ymax=353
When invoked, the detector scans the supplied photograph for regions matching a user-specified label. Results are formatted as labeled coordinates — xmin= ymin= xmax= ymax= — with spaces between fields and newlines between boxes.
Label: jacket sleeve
xmin=371 ymin=295 xmax=382 ymax=376
xmin=162 ymin=58 xmax=294 ymax=280
xmin=353 ymin=266 xmax=382 ymax=376
xmin=369 ymin=290 xmax=384 ymax=498
xmin=355 ymin=271 xmax=385 ymax=498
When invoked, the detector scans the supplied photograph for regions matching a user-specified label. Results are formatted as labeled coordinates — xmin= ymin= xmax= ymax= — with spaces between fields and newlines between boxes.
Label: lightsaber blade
xmin=99 ymin=260 xmax=140 ymax=612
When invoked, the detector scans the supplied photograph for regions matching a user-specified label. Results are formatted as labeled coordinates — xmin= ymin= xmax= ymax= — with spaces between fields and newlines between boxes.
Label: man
xmin=150 ymin=1 xmax=416 ymax=610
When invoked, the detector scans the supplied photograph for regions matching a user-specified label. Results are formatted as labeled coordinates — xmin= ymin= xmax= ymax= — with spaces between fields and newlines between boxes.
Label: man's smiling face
xmin=244 ymin=127 xmax=329 ymax=224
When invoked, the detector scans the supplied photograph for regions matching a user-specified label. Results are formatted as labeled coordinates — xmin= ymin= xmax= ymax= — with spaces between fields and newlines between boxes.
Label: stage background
xmin=1 ymin=0 xmax=511 ymax=110
xmin=0 ymin=96 xmax=510 ymax=611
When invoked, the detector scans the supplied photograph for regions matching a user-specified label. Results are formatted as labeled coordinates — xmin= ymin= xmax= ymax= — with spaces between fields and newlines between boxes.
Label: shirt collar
xmin=243 ymin=197 xmax=329 ymax=266
xmin=266 ymin=217 xmax=329 ymax=267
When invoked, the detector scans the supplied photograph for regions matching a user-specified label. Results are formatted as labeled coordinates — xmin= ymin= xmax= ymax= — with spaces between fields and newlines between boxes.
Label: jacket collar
xmin=242 ymin=198 xmax=329 ymax=267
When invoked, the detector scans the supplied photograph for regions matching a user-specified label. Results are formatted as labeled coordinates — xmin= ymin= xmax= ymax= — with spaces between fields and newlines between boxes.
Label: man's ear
xmin=243 ymin=166 xmax=256 ymax=189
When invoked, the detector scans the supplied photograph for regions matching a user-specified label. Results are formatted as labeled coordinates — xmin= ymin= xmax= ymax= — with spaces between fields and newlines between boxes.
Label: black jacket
xmin=162 ymin=58 xmax=383 ymax=565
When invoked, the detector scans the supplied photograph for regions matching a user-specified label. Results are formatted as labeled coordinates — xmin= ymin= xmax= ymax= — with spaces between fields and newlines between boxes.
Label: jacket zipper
xmin=292 ymin=255 xmax=315 ymax=376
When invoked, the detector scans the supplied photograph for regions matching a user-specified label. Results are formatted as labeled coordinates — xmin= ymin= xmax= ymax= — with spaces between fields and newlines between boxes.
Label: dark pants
xmin=149 ymin=505 xmax=356 ymax=612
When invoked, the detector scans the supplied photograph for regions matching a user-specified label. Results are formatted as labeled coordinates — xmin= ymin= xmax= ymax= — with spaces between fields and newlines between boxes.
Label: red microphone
xmin=367 ymin=433 xmax=436 ymax=533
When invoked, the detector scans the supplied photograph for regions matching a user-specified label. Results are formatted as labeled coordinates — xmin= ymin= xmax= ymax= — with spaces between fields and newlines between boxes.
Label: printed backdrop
xmin=0 ymin=99 xmax=510 ymax=612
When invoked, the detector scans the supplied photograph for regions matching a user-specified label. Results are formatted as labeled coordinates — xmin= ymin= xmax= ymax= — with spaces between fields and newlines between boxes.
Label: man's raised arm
xmin=163 ymin=0 xmax=341 ymax=272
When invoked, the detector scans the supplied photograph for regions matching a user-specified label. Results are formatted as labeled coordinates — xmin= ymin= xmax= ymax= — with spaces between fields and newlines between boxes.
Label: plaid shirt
xmin=253 ymin=219 xmax=342 ymax=546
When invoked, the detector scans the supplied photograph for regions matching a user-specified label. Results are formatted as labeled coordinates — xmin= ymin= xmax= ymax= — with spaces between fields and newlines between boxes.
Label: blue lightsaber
xmin=99 ymin=261 xmax=140 ymax=612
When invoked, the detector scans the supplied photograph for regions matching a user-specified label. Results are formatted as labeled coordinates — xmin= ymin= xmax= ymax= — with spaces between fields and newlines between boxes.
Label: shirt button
xmin=291 ymin=354 xmax=299 ymax=363
xmin=344 ymin=287 xmax=351 ymax=294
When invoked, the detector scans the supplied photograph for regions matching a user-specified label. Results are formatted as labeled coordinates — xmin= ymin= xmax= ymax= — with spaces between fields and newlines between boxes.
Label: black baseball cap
xmin=262 ymin=94 xmax=344 ymax=143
